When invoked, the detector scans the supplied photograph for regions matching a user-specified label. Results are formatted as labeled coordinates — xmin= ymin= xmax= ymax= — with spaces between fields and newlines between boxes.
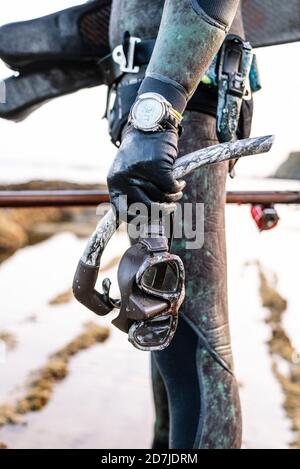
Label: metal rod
xmin=0 ymin=190 xmax=109 ymax=208
xmin=226 ymin=191 xmax=300 ymax=205
xmin=0 ymin=135 xmax=275 ymax=208
xmin=173 ymin=135 xmax=274 ymax=179
xmin=1 ymin=190 xmax=300 ymax=208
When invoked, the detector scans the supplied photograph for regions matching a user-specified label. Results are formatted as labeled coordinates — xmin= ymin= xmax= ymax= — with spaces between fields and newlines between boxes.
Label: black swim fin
xmin=0 ymin=64 xmax=104 ymax=122
xmin=0 ymin=1 xmax=112 ymax=121
xmin=0 ymin=0 xmax=111 ymax=70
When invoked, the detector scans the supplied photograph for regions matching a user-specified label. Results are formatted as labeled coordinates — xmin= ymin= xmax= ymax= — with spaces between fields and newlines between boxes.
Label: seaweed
xmin=258 ymin=264 xmax=300 ymax=448
xmin=0 ymin=322 xmax=109 ymax=427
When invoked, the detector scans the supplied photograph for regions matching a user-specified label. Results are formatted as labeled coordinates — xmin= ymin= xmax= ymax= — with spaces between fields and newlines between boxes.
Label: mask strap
xmin=168 ymin=212 xmax=174 ymax=251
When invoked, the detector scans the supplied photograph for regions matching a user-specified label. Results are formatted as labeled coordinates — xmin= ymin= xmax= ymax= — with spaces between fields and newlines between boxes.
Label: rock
xmin=0 ymin=180 xmax=104 ymax=191
xmin=49 ymin=289 xmax=73 ymax=306
xmin=0 ymin=207 xmax=64 ymax=263
xmin=9 ymin=207 xmax=62 ymax=231
xmin=30 ymin=220 xmax=98 ymax=244
xmin=0 ymin=332 xmax=18 ymax=351
xmin=259 ymin=266 xmax=300 ymax=449
xmin=273 ymin=152 xmax=300 ymax=180
xmin=0 ymin=211 xmax=27 ymax=263
xmin=290 ymin=436 xmax=300 ymax=449
xmin=0 ymin=405 xmax=23 ymax=427
xmin=291 ymin=366 xmax=300 ymax=384
xmin=0 ymin=179 xmax=106 ymax=264
xmin=12 ymin=323 xmax=109 ymax=417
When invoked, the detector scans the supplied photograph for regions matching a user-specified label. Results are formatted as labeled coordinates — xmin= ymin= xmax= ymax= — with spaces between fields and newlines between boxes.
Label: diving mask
xmin=114 ymin=228 xmax=185 ymax=351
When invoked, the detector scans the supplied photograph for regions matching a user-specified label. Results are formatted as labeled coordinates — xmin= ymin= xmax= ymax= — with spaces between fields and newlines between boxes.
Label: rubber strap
xmin=138 ymin=75 xmax=188 ymax=114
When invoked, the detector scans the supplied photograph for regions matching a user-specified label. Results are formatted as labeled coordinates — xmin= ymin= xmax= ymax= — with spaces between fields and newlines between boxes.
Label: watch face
xmin=132 ymin=96 xmax=165 ymax=130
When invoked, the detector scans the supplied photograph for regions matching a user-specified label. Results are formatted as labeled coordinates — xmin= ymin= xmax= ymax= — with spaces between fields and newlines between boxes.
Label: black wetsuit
xmin=109 ymin=0 xmax=246 ymax=449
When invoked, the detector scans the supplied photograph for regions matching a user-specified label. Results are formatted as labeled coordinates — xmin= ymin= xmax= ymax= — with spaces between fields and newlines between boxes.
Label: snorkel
xmin=73 ymin=135 xmax=274 ymax=351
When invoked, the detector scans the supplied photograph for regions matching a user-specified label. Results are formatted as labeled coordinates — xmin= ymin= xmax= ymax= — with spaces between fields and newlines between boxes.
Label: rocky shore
xmin=0 ymin=180 xmax=106 ymax=264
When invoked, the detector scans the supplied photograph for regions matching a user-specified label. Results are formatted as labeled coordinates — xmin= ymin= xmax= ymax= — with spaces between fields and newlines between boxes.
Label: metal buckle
xmin=221 ymin=37 xmax=253 ymax=99
xmin=112 ymin=37 xmax=141 ymax=74
xmin=228 ymin=74 xmax=246 ymax=98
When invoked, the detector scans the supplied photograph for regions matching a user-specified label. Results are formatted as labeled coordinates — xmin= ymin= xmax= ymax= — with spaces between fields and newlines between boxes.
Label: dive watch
xmin=129 ymin=92 xmax=183 ymax=132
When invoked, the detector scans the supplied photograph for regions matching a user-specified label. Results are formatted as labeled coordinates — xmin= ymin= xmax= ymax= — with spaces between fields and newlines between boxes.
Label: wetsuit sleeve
xmin=139 ymin=0 xmax=240 ymax=112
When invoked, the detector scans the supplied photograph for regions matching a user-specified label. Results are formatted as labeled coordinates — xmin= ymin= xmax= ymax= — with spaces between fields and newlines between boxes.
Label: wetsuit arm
xmin=139 ymin=0 xmax=240 ymax=113
xmin=107 ymin=0 xmax=241 ymax=217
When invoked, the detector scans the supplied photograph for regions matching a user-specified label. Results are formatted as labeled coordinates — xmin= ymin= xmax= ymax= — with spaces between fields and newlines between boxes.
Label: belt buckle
xmin=112 ymin=36 xmax=141 ymax=74
xmin=228 ymin=73 xmax=246 ymax=98
xmin=220 ymin=36 xmax=253 ymax=100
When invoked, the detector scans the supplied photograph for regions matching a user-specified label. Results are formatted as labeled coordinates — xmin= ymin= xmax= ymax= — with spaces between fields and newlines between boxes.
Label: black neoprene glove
xmin=107 ymin=123 xmax=185 ymax=221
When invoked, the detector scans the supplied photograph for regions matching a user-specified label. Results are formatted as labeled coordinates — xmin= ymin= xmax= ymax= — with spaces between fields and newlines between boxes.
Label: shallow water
xmin=0 ymin=202 xmax=299 ymax=448
xmin=0 ymin=8 xmax=299 ymax=445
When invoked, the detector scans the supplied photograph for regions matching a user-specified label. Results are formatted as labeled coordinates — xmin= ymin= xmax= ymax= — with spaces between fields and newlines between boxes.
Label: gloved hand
xmin=107 ymin=124 xmax=186 ymax=221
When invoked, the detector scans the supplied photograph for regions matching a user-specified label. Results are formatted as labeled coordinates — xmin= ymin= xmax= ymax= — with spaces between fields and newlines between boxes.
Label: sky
xmin=0 ymin=0 xmax=300 ymax=184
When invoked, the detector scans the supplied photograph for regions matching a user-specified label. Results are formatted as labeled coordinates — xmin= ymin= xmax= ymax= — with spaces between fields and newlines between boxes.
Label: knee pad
xmin=191 ymin=0 xmax=239 ymax=31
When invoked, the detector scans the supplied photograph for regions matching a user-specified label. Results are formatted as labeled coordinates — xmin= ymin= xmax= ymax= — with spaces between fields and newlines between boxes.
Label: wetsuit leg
xmin=109 ymin=0 xmax=242 ymax=450
xmin=151 ymin=111 xmax=242 ymax=449
xmin=151 ymin=356 xmax=170 ymax=449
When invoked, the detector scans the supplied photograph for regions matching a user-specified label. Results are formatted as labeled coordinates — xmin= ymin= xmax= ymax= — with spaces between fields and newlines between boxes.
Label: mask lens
xmin=141 ymin=261 xmax=179 ymax=294
xmin=130 ymin=315 xmax=174 ymax=349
